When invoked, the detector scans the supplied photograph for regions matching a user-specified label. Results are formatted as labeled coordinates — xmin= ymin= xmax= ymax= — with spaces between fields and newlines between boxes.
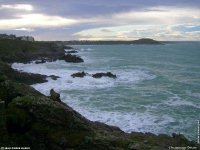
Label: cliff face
xmin=0 ymin=38 xmax=199 ymax=150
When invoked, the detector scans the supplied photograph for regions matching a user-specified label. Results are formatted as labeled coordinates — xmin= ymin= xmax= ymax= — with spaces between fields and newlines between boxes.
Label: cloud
xmin=0 ymin=14 xmax=78 ymax=30
xmin=112 ymin=6 xmax=200 ymax=25
xmin=0 ymin=4 xmax=33 ymax=11
xmin=15 ymin=28 xmax=34 ymax=31
xmin=73 ymin=6 xmax=200 ymax=41
xmin=101 ymin=29 xmax=113 ymax=33
xmin=0 ymin=1 xmax=199 ymax=41
xmin=74 ymin=23 xmax=200 ymax=41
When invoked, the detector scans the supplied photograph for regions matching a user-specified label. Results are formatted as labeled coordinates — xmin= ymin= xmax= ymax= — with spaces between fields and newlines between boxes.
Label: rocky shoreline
xmin=0 ymin=38 xmax=199 ymax=150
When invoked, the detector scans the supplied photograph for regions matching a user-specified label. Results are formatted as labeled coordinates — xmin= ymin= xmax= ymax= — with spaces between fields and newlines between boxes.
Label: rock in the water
xmin=49 ymin=75 xmax=60 ymax=80
xmin=35 ymin=59 xmax=46 ymax=64
xmin=92 ymin=72 xmax=116 ymax=79
xmin=62 ymin=54 xmax=84 ymax=63
xmin=65 ymin=50 xmax=78 ymax=54
xmin=71 ymin=72 xmax=87 ymax=78
xmin=50 ymin=89 xmax=61 ymax=102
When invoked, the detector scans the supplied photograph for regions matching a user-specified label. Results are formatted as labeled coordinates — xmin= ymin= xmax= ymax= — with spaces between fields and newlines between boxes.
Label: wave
xmin=12 ymin=61 xmax=155 ymax=93
xmin=62 ymin=93 xmax=175 ymax=134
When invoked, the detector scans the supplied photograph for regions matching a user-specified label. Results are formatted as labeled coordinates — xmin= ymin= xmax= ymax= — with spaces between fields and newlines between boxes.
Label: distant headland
xmin=63 ymin=38 xmax=163 ymax=45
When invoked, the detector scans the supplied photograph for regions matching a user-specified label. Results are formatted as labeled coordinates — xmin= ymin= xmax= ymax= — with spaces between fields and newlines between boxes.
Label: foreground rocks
xmin=0 ymin=61 xmax=59 ymax=85
xmin=50 ymin=89 xmax=61 ymax=102
xmin=71 ymin=71 xmax=117 ymax=79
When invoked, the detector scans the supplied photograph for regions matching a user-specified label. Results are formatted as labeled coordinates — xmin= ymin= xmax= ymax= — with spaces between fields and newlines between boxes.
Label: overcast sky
xmin=0 ymin=0 xmax=200 ymax=41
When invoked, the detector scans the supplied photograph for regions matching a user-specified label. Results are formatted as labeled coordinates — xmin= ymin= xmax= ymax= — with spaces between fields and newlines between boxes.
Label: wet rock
xmin=35 ymin=59 xmax=46 ymax=64
xmin=65 ymin=50 xmax=78 ymax=54
xmin=49 ymin=75 xmax=60 ymax=80
xmin=62 ymin=54 xmax=84 ymax=63
xmin=92 ymin=72 xmax=116 ymax=79
xmin=0 ymin=62 xmax=47 ymax=85
xmin=71 ymin=72 xmax=87 ymax=78
xmin=50 ymin=89 xmax=61 ymax=102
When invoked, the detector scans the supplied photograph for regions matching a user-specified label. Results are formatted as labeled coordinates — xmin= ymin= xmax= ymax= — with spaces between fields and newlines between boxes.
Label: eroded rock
xmin=92 ymin=72 xmax=117 ymax=79
xmin=50 ymin=89 xmax=61 ymax=102
xmin=71 ymin=72 xmax=87 ymax=78
xmin=62 ymin=54 xmax=84 ymax=63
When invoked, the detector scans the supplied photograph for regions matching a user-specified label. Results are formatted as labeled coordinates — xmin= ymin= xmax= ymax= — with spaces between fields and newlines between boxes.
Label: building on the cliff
xmin=0 ymin=34 xmax=16 ymax=40
xmin=19 ymin=36 xmax=35 ymax=42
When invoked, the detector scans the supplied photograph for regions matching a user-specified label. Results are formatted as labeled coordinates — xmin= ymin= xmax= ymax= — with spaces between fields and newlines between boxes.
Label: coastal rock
xmin=92 ymin=72 xmax=117 ymax=79
xmin=50 ymin=89 xmax=61 ymax=102
xmin=65 ymin=50 xmax=78 ymax=54
xmin=71 ymin=71 xmax=117 ymax=79
xmin=71 ymin=72 xmax=87 ymax=78
xmin=49 ymin=75 xmax=60 ymax=80
xmin=35 ymin=59 xmax=46 ymax=64
xmin=62 ymin=54 xmax=84 ymax=63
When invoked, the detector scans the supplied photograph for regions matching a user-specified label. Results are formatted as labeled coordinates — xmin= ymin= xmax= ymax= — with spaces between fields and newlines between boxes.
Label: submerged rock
xmin=92 ymin=72 xmax=117 ymax=79
xmin=50 ymin=89 xmax=61 ymax=102
xmin=62 ymin=54 xmax=84 ymax=63
xmin=71 ymin=72 xmax=87 ymax=78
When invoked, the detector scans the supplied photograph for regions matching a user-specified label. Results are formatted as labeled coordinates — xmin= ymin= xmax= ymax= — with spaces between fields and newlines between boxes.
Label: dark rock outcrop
xmin=0 ymin=39 xmax=67 ymax=64
xmin=61 ymin=54 xmax=84 ymax=63
xmin=0 ymin=61 xmax=47 ymax=85
xmin=71 ymin=71 xmax=117 ymax=79
xmin=65 ymin=50 xmax=78 ymax=54
xmin=49 ymin=75 xmax=60 ymax=80
xmin=92 ymin=72 xmax=117 ymax=79
xmin=71 ymin=72 xmax=87 ymax=78
xmin=50 ymin=89 xmax=61 ymax=102
xmin=35 ymin=59 xmax=46 ymax=64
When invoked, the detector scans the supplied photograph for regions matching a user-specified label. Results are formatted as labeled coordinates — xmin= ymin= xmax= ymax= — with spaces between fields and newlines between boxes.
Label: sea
xmin=12 ymin=42 xmax=200 ymax=141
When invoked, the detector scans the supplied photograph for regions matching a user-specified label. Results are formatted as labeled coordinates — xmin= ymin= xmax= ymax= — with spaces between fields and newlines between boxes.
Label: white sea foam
xmin=12 ymin=60 xmax=155 ymax=93
xmin=61 ymin=94 xmax=175 ymax=133
xmin=10 ymin=46 xmax=162 ymax=134
xmin=187 ymin=91 xmax=200 ymax=99
xmin=164 ymin=95 xmax=200 ymax=108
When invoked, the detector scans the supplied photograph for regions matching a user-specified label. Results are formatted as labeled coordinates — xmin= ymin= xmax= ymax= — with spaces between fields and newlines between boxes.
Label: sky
xmin=0 ymin=0 xmax=200 ymax=41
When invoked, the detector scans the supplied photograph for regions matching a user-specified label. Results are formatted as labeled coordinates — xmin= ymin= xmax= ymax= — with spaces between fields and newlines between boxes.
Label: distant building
xmin=19 ymin=36 xmax=35 ymax=42
xmin=0 ymin=34 xmax=16 ymax=40
xmin=0 ymin=34 xmax=35 ymax=42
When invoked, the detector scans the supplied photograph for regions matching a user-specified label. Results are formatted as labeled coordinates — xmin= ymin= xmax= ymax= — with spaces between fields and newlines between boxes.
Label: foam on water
xmin=12 ymin=60 xmax=155 ymax=92
xmin=164 ymin=95 xmax=200 ymax=108
xmin=11 ymin=44 xmax=200 ymax=140
xmin=62 ymin=94 xmax=175 ymax=134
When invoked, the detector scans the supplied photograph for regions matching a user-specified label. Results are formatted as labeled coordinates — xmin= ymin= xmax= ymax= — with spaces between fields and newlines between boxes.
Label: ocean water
xmin=12 ymin=42 xmax=200 ymax=141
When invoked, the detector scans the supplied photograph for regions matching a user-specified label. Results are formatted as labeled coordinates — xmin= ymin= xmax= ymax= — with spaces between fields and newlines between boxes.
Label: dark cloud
xmin=2 ymin=0 xmax=200 ymax=18
xmin=0 ymin=0 xmax=200 ymax=40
